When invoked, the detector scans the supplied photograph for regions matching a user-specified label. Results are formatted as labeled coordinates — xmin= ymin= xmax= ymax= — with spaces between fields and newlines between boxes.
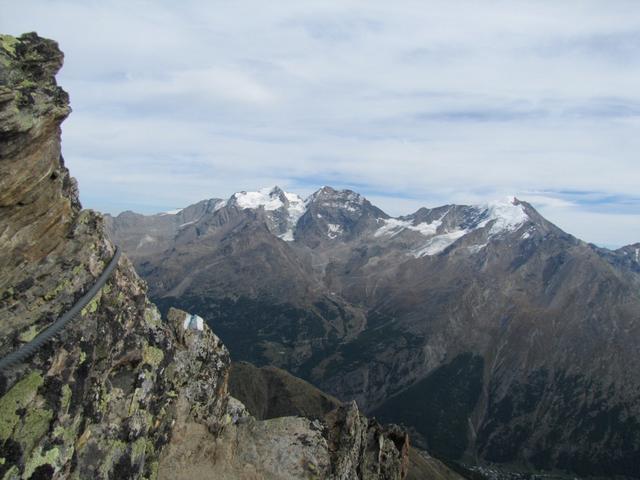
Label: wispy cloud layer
xmin=1 ymin=0 xmax=639 ymax=246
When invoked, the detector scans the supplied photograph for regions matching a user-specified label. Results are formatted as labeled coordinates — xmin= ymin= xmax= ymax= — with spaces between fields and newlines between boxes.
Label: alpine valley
xmin=106 ymin=185 xmax=640 ymax=478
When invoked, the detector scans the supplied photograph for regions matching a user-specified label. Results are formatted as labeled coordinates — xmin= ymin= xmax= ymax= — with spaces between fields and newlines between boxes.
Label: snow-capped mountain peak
xmin=478 ymin=197 xmax=529 ymax=235
xmin=175 ymin=188 xmax=530 ymax=248
xmin=306 ymin=186 xmax=367 ymax=214
xmin=231 ymin=186 xmax=286 ymax=211
xmin=375 ymin=196 xmax=530 ymax=257
xmin=224 ymin=186 xmax=307 ymax=241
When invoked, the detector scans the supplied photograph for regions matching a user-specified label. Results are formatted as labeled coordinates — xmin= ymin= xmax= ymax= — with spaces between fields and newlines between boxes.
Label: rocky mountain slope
xmin=108 ymin=184 xmax=640 ymax=478
xmin=228 ymin=362 xmax=464 ymax=480
xmin=0 ymin=32 xmax=408 ymax=480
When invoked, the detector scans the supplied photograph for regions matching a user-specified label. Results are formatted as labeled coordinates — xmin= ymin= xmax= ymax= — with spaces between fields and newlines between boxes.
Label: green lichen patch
xmin=98 ymin=440 xmax=127 ymax=478
xmin=0 ymin=34 xmax=18 ymax=56
xmin=43 ymin=278 xmax=71 ymax=301
xmin=17 ymin=79 xmax=37 ymax=90
xmin=143 ymin=307 xmax=161 ymax=328
xmin=97 ymin=385 xmax=112 ymax=416
xmin=0 ymin=372 xmax=43 ymax=442
xmin=18 ymin=325 xmax=43 ymax=343
xmin=128 ymin=388 xmax=143 ymax=416
xmin=81 ymin=289 xmax=103 ymax=317
xmin=143 ymin=345 xmax=164 ymax=368
xmin=23 ymin=446 xmax=59 ymax=479
xmin=60 ymin=385 xmax=72 ymax=414
xmin=13 ymin=407 xmax=53 ymax=457
xmin=75 ymin=210 xmax=92 ymax=225
xmin=8 ymin=109 xmax=34 ymax=132
xmin=130 ymin=437 xmax=148 ymax=465
xmin=72 ymin=264 xmax=85 ymax=276
xmin=144 ymin=460 xmax=159 ymax=480
xmin=1 ymin=465 xmax=18 ymax=480
xmin=51 ymin=417 xmax=81 ymax=470
xmin=52 ymin=425 xmax=73 ymax=447
xmin=116 ymin=291 xmax=126 ymax=304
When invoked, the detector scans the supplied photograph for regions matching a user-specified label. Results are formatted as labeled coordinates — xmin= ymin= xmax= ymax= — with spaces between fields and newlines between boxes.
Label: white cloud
xmin=518 ymin=195 xmax=576 ymax=209
xmin=536 ymin=208 xmax=640 ymax=248
xmin=75 ymin=68 xmax=277 ymax=107
xmin=1 ymin=0 xmax=639 ymax=246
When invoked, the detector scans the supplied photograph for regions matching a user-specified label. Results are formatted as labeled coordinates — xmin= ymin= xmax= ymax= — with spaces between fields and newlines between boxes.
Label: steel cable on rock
xmin=0 ymin=246 xmax=121 ymax=372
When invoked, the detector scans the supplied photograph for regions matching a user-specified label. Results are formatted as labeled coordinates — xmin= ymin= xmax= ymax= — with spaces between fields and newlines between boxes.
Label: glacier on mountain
xmin=189 ymin=188 xmax=531 ymax=253
xmin=374 ymin=197 xmax=529 ymax=257
xmin=233 ymin=187 xmax=286 ymax=211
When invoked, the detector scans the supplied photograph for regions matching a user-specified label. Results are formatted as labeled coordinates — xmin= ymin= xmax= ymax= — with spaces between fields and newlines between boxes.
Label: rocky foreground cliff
xmin=0 ymin=33 xmax=410 ymax=479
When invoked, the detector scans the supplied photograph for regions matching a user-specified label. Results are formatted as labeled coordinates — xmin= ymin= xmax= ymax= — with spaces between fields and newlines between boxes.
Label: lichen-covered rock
xmin=0 ymin=33 xmax=229 ymax=480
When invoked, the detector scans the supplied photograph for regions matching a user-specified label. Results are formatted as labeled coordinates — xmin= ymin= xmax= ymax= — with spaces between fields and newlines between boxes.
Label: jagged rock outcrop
xmin=0 ymin=32 xmax=408 ymax=480
xmin=160 ymin=396 xmax=409 ymax=480
xmin=228 ymin=362 xmax=463 ymax=480
xmin=0 ymin=33 xmax=229 ymax=479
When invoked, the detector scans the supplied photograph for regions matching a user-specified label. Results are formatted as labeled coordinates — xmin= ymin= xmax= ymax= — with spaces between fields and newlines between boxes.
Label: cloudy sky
xmin=2 ymin=1 xmax=639 ymax=247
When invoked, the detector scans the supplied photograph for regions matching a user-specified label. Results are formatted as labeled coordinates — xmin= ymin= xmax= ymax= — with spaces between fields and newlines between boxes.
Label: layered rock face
xmin=0 ymin=33 xmax=407 ymax=480
xmin=0 ymin=33 xmax=229 ymax=479
xmin=109 ymin=184 xmax=640 ymax=477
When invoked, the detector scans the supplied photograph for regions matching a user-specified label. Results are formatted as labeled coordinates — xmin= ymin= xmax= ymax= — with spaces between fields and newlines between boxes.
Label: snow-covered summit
xmin=224 ymin=186 xmax=307 ymax=241
xmin=231 ymin=186 xmax=288 ymax=211
xmin=225 ymin=186 xmax=305 ymax=210
xmin=222 ymin=188 xmax=530 ymax=247
xmin=375 ymin=196 xmax=530 ymax=257
xmin=479 ymin=197 xmax=529 ymax=235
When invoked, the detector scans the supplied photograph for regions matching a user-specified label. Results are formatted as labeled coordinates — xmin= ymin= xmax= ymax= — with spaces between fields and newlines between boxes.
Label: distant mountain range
xmin=106 ymin=186 xmax=640 ymax=478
